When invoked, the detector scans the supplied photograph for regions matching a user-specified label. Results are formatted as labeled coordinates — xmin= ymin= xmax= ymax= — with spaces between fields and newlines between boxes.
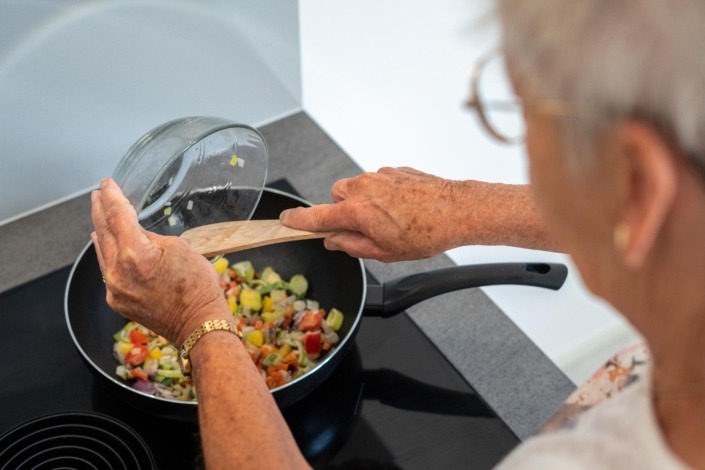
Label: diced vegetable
xmin=246 ymin=330 xmax=264 ymax=347
xmin=297 ymin=310 xmax=324 ymax=332
xmin=113 ymin=321 xmax=136 ymax=342
xmin=288 ymin=274 xmax=308 ymax=298
xmin=240 ymin=289 xmax=262 ymax=311
xmin=270 ymin=289 xmax=287 ymax=303
xmin=124 ymin=345 xmax=149 ymax=366
xmin=129 ymin=329 xmax=149 ymax=345
xmin=213 ymin=257 xmax=229 ymax=274
xmin=261 ymin=309 xmax=285 ymax=324
xmin=232 ymin=261 xmax=255 ymax=282
xmin=303 ymin=331 xmax=321 ymax=356
xmin=262 ymin=353 xmax=282 ymax=368
xmin=143 ymin=357 xmax=159 ymax=376
xmin=157 ymin=369 xmax=184 ymax=379
xmin=116 ymin=365 xmax=128 ymax=380
xmin=228 ymin=154 xmax=245 ymax=168
xmin=127 ymin=367 xmax=148 ymax=381
xmin=133 ymin=379 xmax=156 ymax=395
xmin=278 ymin=343 xmax=292 ymax=357
xmin=116 ymin=342 xmax=134 ymax=356
xmin=261 ymin=267 xmax=282 ymax=284
xmin=326 ymin=308 xmax=344 ymax=331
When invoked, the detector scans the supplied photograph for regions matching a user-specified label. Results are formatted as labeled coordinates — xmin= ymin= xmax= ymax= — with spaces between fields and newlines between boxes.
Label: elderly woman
xmin=91 ymin=1 xmax=705 ymax=468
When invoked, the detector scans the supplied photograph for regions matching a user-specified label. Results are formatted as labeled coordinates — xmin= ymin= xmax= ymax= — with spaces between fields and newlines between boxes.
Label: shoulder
xmin=495 ymin=381 xmax=688 ymax=469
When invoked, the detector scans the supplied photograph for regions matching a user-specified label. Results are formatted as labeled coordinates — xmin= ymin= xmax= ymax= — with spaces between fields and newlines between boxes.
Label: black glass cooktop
xmin=0 ymin=181 xmax=519 ymax=469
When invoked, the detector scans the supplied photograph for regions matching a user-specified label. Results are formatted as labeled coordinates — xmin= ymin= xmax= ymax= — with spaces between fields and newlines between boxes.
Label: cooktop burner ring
xmin=0 ymin=411 xmax=155 ymax=470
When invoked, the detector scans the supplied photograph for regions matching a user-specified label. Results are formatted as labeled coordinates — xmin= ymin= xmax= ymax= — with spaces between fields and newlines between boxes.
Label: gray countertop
xmin=0 ymin=111 xmax=575 ymax=439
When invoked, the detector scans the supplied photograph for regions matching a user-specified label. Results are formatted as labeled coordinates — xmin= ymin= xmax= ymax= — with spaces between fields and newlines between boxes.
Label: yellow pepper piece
xmin=246 ymin=330 xmax=264 ymax=347
xmin=228 ymin=296 xmax=238 ymax=313
xmin=212 ymin=257 xmax=229 ymax=274
xmin=229 ymin=155 xmax=239 ymax=166
xmin=262 ymin=296 xmax=273 ymax=313
xmin=261 ymin=309 xmax=284 ymax=324
xmin=149 ymin=348 xmax=162 ymax=359
xmin=240 ymin=288 xmax=262 ymax=311
xmin=278 ymin=343 xmax=292 ymax=357
xmin=117 ymin=342 xmax=133 ymax=355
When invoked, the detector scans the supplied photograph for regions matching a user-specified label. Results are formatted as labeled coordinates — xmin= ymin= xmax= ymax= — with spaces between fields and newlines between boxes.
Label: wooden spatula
xmin=180 ymin=219 xmax=331 ymax=257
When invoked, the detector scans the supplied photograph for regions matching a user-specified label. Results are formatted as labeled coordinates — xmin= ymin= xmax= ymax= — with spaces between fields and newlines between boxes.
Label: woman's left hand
xmin=90 ymin=178 xmax=230 ymax=347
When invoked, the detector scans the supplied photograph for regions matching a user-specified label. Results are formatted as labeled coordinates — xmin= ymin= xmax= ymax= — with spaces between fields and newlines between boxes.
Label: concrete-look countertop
xmin=0 ymin=112 xmax=575 ymax=439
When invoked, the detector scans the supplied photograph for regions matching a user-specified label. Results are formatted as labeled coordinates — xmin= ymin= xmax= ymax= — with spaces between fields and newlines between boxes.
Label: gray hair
xmin=496 ymin=0 xmax=705 ymax=169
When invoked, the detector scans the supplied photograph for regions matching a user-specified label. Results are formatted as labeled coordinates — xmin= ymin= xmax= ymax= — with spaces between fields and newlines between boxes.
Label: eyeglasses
xmin=465 ymin=52 xmax=577 ymax=145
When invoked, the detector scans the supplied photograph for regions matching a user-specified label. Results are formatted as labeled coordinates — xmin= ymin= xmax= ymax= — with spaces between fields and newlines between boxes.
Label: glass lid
xmin=112 ymin=116 xmax=268 ymax=236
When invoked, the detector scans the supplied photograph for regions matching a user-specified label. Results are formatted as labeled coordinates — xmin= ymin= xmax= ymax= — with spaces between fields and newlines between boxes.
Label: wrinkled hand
xmin=91 ymin=178 xmax=230 ymax=346
xmin=280 ymin=167 xmax=489 ymax=262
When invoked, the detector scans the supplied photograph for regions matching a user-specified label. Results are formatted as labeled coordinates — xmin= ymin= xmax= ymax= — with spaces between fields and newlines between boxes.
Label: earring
xmin=613 ymin=223 xmax=630 ymax=253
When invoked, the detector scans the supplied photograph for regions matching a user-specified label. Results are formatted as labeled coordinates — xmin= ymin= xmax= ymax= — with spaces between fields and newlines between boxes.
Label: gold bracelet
xmin=178 ymin=319 xmax=240 ymax=376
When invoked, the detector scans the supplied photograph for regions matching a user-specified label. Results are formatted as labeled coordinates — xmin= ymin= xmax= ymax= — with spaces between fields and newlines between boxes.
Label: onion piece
xmin=132 ymin=379 xmax=156 ymax=395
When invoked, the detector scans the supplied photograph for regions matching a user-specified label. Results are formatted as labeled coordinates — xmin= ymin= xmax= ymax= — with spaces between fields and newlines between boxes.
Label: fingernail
xmin=323 ymin=238 xmax=339 ymax=252
xmin=279 ymin=209 xmax=291 ymax=221
xmin=100 ymin=178 xmax=110 ymax=189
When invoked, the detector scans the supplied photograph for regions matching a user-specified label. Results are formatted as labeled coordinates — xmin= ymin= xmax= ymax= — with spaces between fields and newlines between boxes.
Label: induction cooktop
xmin=0 ymin=180 xmax=519 ymax=469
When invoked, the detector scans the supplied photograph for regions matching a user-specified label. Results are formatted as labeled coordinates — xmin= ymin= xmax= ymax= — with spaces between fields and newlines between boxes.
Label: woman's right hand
xmin=279 ymin=167 xmax=488 ymax=262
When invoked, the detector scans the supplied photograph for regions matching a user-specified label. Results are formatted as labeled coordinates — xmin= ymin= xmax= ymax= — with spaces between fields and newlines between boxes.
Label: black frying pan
xmin=65 ymin=188 xmax=568 ymax=421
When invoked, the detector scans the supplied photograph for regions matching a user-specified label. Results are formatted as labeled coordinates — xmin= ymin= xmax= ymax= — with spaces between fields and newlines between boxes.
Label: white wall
xmin=0 ymin=0 xmax=302 ymax=225
xmin=299 ymin=0 xmax=641 ymax=385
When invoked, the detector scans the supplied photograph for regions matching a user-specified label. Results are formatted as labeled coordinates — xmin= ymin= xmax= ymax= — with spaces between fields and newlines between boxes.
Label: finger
xmin=377 ymin=166 xmax=396 ymax=173
xmin=91 ymin=189 xmax=108 ymax=238
xmin=330 ymin=177 xmax=354 ymax=203
xmin=396 ymin=166 xmax=425 ymax=175
xmin=91 ymin=231 xmax=107 ymax=275
xmin=99 ymin=178 xmax=150 ymax=249
xmin=279 ymin=202 xmax=358 ymax=233
xmin=324 ymin=232 xmax=386 ymax=261
xmin=91 ymin=189 xmax=119 ymax=268
xmin=333 ymin=170 xmax=389 ymax=202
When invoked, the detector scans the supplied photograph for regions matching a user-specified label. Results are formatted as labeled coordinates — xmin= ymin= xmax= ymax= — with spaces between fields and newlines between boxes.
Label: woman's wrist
xmin=454 ymin=181 xmax=558 ymax=251
xmin=188 ymin=327 xmax=249 ymax=383
xmin=453 ymin=180 xmax=509 ymax=246
xmin=175 ymin=297 xmax=232 ymax=348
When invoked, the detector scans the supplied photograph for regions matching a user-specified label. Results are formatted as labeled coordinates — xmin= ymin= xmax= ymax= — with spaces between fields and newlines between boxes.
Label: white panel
xmin=0 ymin=0 xmax=301 ymax=224
xmin=299 ymin=0 xmax=639 ymax=385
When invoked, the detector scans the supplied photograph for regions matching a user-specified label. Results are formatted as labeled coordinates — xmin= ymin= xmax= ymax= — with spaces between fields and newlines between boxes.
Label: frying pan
xmin=65 ymin=188 xmax=568 ymax=421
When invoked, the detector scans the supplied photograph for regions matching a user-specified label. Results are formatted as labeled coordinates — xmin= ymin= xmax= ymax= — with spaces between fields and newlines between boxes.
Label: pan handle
xmin=364 ymin=262 xmax=568 ymax=318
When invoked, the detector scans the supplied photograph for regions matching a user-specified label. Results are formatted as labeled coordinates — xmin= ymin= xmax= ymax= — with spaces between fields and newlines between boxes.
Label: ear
xmin=614 ymin=121 xmax=678 ymax=268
